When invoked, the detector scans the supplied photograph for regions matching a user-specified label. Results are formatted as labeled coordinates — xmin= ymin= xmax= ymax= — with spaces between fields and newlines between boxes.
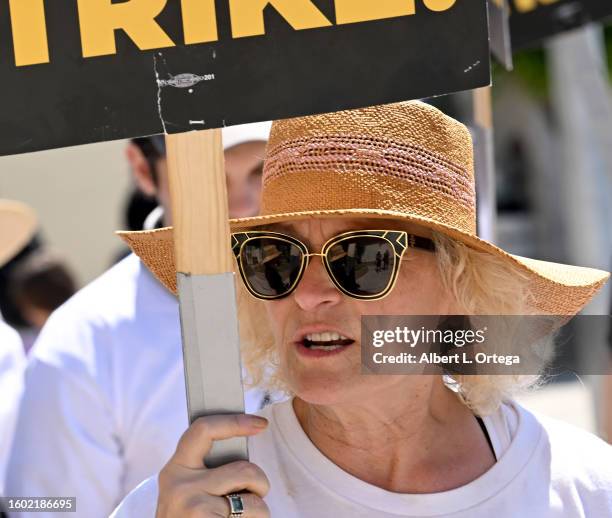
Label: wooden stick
xmin=471 ymin=86 xmax=496 ymax=242
xmin=166 ymin=129 xmax=233 ymax=275
xmin=473 ymin=86 xmax=493 ymax=130
xmin=166 ymin=129 xmax=248 ymax=466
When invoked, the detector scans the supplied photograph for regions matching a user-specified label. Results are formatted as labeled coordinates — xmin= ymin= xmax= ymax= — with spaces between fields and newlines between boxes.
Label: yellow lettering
xmin=513 ymin=0 xmax=560 ymax=13
xmin=8 ymin=0 xmax=49 ymax=66
xmin=77 ymin=0 xmax=175 ymax=58
xmin=335 ymin=0 xmax=415 ymax=25
xmin=423 ymin=0 xmax=457 ymax=11
xmin=181 ymin=0 xmax=218 ymax=45
xmin=229 ymin=0 xmax=332 ymax=39
xmin=513 ymin=0 xmax=537 ymax=12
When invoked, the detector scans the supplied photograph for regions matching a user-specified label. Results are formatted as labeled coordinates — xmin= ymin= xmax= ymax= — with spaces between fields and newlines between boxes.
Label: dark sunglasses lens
xmin=327 ymin=237 xmax=395 ymax=297
xmin=240 ymin=238 xmax=303 ymax=297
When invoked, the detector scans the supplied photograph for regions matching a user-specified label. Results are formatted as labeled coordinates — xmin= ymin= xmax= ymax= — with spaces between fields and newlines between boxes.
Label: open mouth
xmin=301 ymin=332 xmax=355 ymax=351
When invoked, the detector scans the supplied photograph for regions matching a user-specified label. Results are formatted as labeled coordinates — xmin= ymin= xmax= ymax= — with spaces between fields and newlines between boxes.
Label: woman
xmin=113 ymin=101 xmax=611 ymax=517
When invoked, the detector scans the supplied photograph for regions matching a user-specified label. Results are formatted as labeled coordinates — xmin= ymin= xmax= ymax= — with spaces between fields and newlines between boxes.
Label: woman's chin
xmin=290 ymin=376 xmax=360 ymax=406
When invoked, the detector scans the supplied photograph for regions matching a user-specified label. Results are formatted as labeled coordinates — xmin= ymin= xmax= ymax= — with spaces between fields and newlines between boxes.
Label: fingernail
xmin=246 ymin=415 xmax=268 ymax=429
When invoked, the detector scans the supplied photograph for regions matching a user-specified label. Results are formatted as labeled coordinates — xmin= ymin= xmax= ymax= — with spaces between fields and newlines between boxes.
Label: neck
xmin=293 ymin=378 xmax=496 ymax=493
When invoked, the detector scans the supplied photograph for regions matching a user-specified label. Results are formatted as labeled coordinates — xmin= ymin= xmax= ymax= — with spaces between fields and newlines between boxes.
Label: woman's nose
xmin=292 ymin=256 xmax=342 ymax=312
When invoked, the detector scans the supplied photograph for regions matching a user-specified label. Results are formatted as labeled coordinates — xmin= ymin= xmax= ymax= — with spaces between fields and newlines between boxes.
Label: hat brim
xmin=118 ymin=208 xmax=609 ymax=316
xmin=0 ymin=200 xmax=37 ymax=267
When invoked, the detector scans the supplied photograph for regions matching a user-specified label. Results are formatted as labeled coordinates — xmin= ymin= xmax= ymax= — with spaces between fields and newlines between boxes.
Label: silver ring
xmin=226 ymin=493 xmax=245 ymax=517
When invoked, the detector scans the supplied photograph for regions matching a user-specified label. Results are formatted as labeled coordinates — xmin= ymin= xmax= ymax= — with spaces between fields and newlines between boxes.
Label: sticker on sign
xmin=157 ymin=73 xmax=216 ymax=89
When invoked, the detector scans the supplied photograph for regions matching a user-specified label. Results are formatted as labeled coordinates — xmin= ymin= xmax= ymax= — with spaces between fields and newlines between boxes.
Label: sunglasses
xmin=231 ymin=230 xmax=436 ymax=301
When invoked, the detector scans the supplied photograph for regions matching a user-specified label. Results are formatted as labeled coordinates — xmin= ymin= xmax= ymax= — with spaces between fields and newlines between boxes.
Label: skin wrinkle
xmin=300 ymin=380 xmax=436 ymax=451
xmin=262 ymin=217 xmax=496 ymax=493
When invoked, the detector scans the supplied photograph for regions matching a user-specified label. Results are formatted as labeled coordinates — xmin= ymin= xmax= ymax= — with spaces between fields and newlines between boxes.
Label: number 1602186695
xmin=0 ymin=497 xmax=76 ymax=513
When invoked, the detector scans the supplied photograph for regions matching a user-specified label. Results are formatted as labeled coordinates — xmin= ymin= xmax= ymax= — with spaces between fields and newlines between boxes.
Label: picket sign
xmin=0 ymin=0 xmax=491 ymax=156
xmin=0 ymin=0 xmax=491 ymax=465
xmin=509 ymin=0 xmax=612 ymax=50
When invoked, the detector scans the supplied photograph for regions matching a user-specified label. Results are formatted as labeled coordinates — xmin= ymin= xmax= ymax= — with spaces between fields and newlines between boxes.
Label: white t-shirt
xmin=0 ymin=320 xmax=25 ymax=494
xmin=6 ymin=255 xmax=268 ymax=518
xmin=111 ymin=398 xmax=612 ymax=518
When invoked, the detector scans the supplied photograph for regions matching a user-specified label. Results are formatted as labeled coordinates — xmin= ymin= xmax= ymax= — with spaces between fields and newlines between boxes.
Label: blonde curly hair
xmin=237 ymin=226 xmax=553 ymax=416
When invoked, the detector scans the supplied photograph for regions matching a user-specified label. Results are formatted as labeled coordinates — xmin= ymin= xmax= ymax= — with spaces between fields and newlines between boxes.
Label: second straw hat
xmin=0 ymin=200 xmax=37 ymax=267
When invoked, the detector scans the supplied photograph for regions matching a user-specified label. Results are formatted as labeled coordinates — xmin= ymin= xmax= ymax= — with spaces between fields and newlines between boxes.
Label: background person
xmin=0 ymin=236 xmax=43 ymax=350
xmin=113 ymin=102 xmax=611 ymax=517
xmin=7 ymin=250 xmax=76 ymax=350
xmin=0 ymin=200 xmax=37 ymax=499
xmin=6 ymin=122 xmax=272 ymax=518
xmin=0 ymin=320 xmax=24 ymax=515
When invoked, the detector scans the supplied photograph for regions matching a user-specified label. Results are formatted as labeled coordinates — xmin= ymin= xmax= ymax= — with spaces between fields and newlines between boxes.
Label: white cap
xmin=149 ymin=121 xmax=272 ymax=155
xmin=221 ymin=121 xmax=272 ymax=150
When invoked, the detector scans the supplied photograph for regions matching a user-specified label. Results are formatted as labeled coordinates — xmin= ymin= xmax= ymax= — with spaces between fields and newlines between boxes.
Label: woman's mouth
xmin=296 ymin=331 xmax=355 ymax=357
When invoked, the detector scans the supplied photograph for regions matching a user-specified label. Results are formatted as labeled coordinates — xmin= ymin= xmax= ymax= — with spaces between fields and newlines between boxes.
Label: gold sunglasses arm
xmin=406 ymin=234 xmax=436 ymax=253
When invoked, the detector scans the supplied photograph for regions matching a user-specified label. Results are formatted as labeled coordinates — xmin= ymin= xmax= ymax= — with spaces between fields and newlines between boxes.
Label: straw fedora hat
xmin=0 ymin=199 xmax=37 ymax=267
xmin=118 ymin=101 xmax=609 ymax=315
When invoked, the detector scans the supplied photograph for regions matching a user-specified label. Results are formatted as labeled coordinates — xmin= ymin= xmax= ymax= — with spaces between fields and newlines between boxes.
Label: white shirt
xmin=111 ymin=398 xmax=612 ymax=517
xmin=6 ymin=255 xmax=268 ymax=517
xmin=0 ymin=320 xmax=25 ymax=494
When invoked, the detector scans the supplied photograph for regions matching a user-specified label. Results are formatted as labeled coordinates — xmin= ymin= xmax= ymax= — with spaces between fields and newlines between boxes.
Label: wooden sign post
xmin=472 ymin=87 xmax=497 ymax=243
xmin=166 ymin=129 xmax=247 ymax=465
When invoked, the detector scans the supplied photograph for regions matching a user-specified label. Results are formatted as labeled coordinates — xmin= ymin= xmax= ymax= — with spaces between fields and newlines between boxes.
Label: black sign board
xmin=510 ymin=0 xmax=612 ymax=50
xmin=0 ymin=0 xmax=490 ymax=157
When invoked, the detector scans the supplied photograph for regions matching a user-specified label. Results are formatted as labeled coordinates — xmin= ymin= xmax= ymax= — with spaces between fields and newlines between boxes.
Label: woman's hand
xmin=156 ymin=414 xmax=270 ymax=517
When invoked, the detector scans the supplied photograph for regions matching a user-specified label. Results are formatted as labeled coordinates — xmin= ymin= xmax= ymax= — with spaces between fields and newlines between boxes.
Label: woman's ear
xmin=126 ymin=142 xmax=157 ymax=197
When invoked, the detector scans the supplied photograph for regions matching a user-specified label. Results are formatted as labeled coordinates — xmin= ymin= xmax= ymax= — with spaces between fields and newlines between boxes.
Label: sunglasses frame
xmin=231 ymin=229 xmax=436 ymax=301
